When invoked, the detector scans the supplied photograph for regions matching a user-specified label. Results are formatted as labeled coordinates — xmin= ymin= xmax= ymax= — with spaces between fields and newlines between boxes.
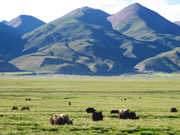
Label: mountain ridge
xmin=1 ymin=4 xmax=180 ymax=74
xmin=6 ymin=15 xmax=46 ymax=35
xmin=108 ymin=3 xmax=180 ymax=39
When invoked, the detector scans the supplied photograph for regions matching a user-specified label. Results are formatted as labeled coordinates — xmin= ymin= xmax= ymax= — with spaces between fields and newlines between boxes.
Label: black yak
xmin=119 ymin=109 xmax=139 ymax=119
xmin=171 ymin=108 xmax=177 ymax=112
xmin=86 ymin=108 xmax=95 ymax=113
xmin=92 ymin=112 xmax=103 ymax=121
xmin=111 ymin=110 xmax=119 ymax=114
xmin=50 ymin=114 xmax=73 ymax=125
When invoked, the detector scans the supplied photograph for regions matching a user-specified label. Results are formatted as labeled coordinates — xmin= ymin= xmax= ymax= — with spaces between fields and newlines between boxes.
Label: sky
xmin=1 ymin=0 xmax=180 ymax=23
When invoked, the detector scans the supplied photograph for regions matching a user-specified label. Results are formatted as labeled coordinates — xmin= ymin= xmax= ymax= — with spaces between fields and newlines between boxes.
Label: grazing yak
xmin=11 ymin=106 xmax=18 ymax=111
xmin=92 ymin=112 xmax=103 ymax=121
xmin=50 ymin=114 xmax=73 ymax=125
xmin=86 ymin=108 xmax=95 ymax=113
xmin=119 ymin=109 xmax=139 ymax=119
xmin=69 ymin=102 xmax=71 ymax=105
xmin=111 ymin=110 xmax=119 ymax=114
xmin=171 ymin=108 xmax=177 ymax=112
xmin=21 ymin=107 xmax=30 ymax=111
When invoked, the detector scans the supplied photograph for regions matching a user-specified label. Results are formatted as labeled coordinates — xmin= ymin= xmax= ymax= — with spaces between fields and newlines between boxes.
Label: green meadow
xmin=0 ymin=76 xmax=180 ymax=135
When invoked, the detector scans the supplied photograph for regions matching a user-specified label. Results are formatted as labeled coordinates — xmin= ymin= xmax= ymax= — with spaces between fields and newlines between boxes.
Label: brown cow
xmin=21 ymin=107 xmax=30 ymax=111
xmin=11 ymin=106 xmax=18 ymax=111
xmin=50 ymin=114 xmax=73 ymax=125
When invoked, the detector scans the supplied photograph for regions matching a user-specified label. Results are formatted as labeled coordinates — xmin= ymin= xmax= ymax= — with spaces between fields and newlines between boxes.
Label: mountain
xmin=107 ymin=3 xmax=180 ymax=73
xmin=1 ymin=20 xmax=7 ymax=24
xmin=174 ymin=21 xmax=180 ymax=26
xmin=10 ymin=7 xmax=170 ymax=75
xmin=0 ymin=22 xmax=24 ymax=61
xmin=6 ymin=15 xmax=46 ymax=35
xmin=0 ymin=60 xmax=20 ymax=72
xmin=135 ymin=48 xmax=180 ymax=72
xmin=107 ymin=3 xmax=180 ymax=47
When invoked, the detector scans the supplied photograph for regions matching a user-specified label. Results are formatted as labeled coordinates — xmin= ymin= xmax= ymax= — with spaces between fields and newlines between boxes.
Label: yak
xmin=86 ymin=108 xmax=95 ymax=113
xmin=21 ymin=107 xmax=30 ymax=111
xmin=111 ymin=110 xmax=119 ymax=114
xmin=119 ymin=109 xmax=139 ymax=119
xmin=171 ymin=108 xmax=178 ymax=112
xmin=119 ymin=109 xmax=129 ymax=115
xmin=11 ymin=106 xmax=18 ymax=111
xmin=50 ymin=114 xmax=73 ymax=125
xmin=119 ymin=112 xmax=139 ymax=119
xmin=92 ymin=112 xmax=103 ymax=121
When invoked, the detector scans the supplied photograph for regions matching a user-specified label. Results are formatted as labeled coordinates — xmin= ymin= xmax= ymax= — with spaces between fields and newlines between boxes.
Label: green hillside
xmin=10 ymin=7 xmax=170 ymax=75
xmin=108 ymin=3 xmax=180 ymax=50
xmin=135 ymin=47 xmax=180 ymax=72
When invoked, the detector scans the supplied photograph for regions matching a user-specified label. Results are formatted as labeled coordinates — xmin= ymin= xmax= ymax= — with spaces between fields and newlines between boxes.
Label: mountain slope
xmin=107 ymin=3 xmax=180 ymax=46
xmin=0 ymin=22 xmax=24 ymax=61
xmin=0 ymin=60 xmax=20 ymax=72
xmin=10 ymin=7 xmax=170 ymax=75
xmin=174 ymin=21 xmax=180 ymax=26
xmin=6 ymin=15 xmax=46 ymax=35
xmin=135 ymin=48 xmax=180 ymax=72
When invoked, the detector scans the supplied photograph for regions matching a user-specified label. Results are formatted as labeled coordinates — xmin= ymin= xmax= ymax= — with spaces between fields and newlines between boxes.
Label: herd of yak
xmin=50 ymin=107 xmax=139 ymax=125
xmin=10 ymin=100 xmax=178 ymax=125
xmin=50 ymin=107 xmax=178 ymax=125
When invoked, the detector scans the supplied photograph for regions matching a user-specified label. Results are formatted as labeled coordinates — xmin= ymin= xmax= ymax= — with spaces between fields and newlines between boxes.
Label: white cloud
xmin=0 ymin=0 xmax=180 ymax=23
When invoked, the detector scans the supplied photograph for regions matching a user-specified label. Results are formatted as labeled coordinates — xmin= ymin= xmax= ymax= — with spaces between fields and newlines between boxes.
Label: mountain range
xmin=1 ymin=3 xmax=180 ymax=75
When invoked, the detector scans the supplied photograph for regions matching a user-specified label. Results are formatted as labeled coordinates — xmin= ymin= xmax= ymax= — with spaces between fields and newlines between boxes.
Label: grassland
xmin=0 ymin=76 xmax=180 ymax=134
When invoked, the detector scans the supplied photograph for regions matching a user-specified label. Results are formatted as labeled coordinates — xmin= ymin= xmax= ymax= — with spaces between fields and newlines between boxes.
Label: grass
xmin=0 ymin=76 xmax=180 ymax=134
xmin=153 ymin=72 xmax=180 ymax=77
xmin=0 ymin=71 xmax=35 ymax=76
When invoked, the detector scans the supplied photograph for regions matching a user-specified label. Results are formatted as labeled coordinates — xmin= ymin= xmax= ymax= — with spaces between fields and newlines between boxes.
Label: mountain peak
xmin=107 ymin=3 xmax=147 ymax=25
xmin=128 ymin=2 xmax=142 ymax=6
xmin=6 ymin=15 xmax=46 ymax=35
xmin=108 ymin=2 xmax=180 ymax=36
xmin=53 ymin=6 xmax=112 ymax=28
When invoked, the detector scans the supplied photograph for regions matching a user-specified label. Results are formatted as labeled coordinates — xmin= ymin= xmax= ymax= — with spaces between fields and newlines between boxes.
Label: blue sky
xmin=1 ymin=0 xmax=180 ymax=23
xmin=168 ymin=0 xmax=180 ymax=5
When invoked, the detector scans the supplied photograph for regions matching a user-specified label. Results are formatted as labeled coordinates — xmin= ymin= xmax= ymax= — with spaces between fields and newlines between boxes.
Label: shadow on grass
xmin=108 ymin=115 xmax=119 ymax=119
xmin=70 ymin=127 xmax=90 ymax=131
xmin=91 ymin=127 xmax=112 ymax=134
xmin=121 ymin=127 xmax=172 ymax=135
xmin=64 ymin=97 xmax=76 ymax=99
xmin=140 ymin=114 xmax=180 ymax=119
xmin=40 ymin=128 xmax=58 ymax=132
xmin=69 ymin=127 xmax=111 ymax=133
xmin=121 ymin=126 xmax=171 ymax=135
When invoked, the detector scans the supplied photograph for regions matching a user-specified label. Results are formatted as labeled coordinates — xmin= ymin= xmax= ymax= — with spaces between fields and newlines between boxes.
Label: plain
xmin=0 ymin=76 xmax=180 ymax=135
